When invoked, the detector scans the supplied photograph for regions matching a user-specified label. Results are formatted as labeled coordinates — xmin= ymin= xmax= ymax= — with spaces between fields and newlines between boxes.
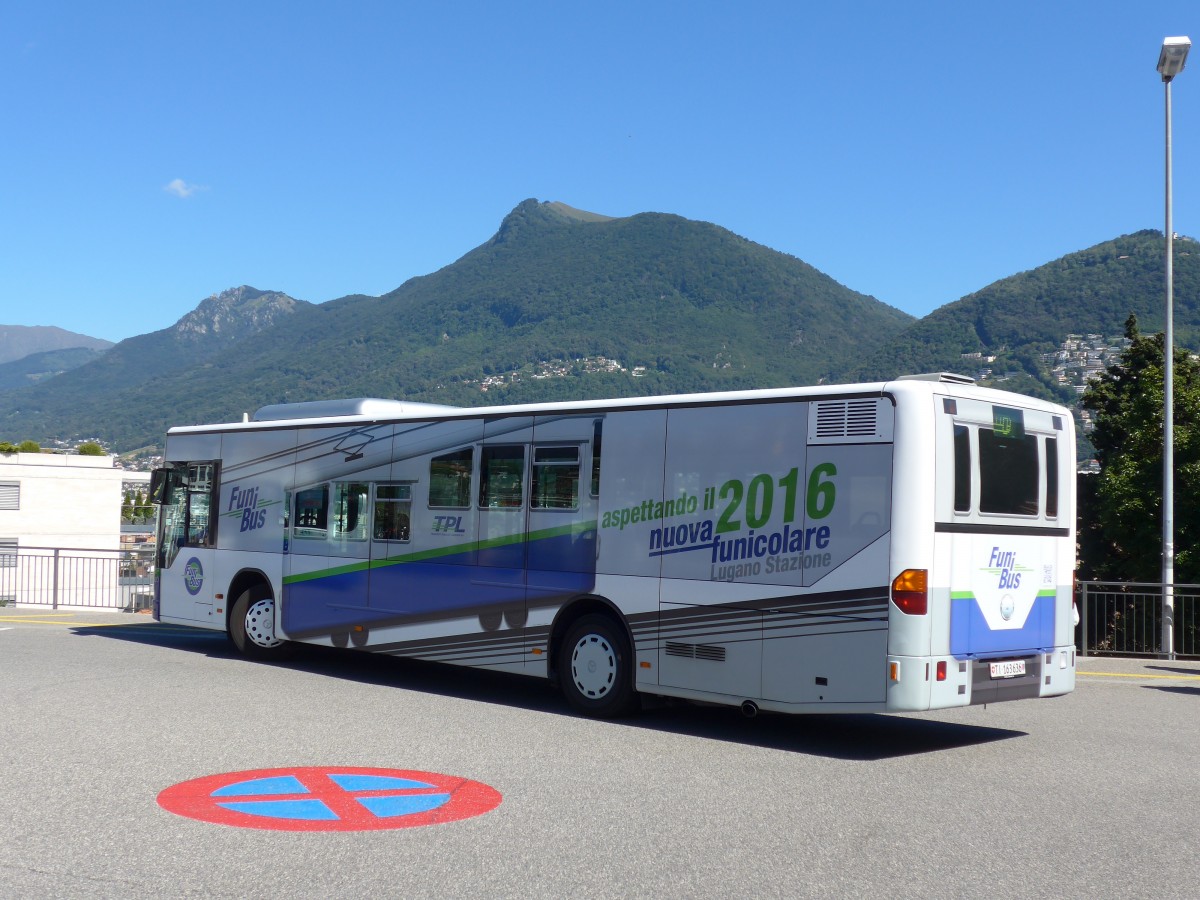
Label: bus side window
xmin=481 ymin=445 xmax=524 ymax=508
xmin=953 ymin=424 xmax=971 ymax=513
xmin=532 ymin=446 xmax=580 ymax=510
xmin=591 ymin=419 xmax=603 ymax=497
xmin=333 ymin=482 xmax=369 ymax=539
xmin=374 ymin=483 xmax=412 ymax=541
xmin=282 ymin=490 xmax=291 ymax=552
xmin=186 ymin=463 xmax=217 ymax=547
xmin=429 ymin=448 xmax=472 ymax=508
xmin=159 ymin=467 xmax=188 ymax=568
xmin=294 ymin=485 xmax=329 ymax=537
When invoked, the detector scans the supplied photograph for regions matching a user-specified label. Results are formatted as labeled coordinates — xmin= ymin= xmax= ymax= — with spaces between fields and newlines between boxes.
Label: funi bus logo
xmin=183 ymin=557 xmax=204 ymax=595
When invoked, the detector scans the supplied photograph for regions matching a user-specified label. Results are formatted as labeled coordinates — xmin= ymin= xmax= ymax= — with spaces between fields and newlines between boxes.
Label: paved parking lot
xmin=2 ymin=607 xmax=1199 ymax=899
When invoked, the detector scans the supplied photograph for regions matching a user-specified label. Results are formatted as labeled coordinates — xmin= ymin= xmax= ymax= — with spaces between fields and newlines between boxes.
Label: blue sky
xmin=3 ymin=2 xmax=1198 ymax=342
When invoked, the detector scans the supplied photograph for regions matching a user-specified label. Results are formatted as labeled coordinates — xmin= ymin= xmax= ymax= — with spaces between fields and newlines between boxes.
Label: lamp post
xmin=1158 ymin=35 xmax=1190 ymax=661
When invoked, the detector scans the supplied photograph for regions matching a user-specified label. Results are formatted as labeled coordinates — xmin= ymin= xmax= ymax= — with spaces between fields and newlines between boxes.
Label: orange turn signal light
xmin=891 ymin=568 xmax=928 ymax=616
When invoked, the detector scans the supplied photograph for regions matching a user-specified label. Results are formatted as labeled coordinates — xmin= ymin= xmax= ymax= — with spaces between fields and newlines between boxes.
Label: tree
xmin=1080 ymin=314 xmax=1200 ymax=583
xmin=122 ymin=488 xmax=153 ymax=523
xmin=76 ymin=441 xmax=106 ymax=456
xmin=135 ymin=489 xmax=153 ymax=523
xmin=17 ymin=440 xmax=40 ymax=453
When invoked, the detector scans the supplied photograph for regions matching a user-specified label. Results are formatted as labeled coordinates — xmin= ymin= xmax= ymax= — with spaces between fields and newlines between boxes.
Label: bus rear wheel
xmin=229 ymin=588 xmax=292 ymax=661
xmin=560 ymin=614 xmax=639 ymax=718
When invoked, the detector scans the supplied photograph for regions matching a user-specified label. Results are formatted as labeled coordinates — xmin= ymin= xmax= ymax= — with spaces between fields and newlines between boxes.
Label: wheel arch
xmin=225 ymin=568 xmax=273 ymax=632
xmin=547 ymin=594 xmax=633 ymax=685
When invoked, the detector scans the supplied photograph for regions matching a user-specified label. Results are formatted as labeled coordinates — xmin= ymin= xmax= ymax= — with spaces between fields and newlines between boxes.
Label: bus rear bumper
xmin=886 ymin=646 xmax=1076 ymax=711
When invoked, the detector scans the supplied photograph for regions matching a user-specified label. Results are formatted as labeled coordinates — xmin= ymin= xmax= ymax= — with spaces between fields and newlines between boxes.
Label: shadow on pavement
xmin=1144 ymin=685 xmax=1200 ymax=697
xmin=72 ymin=621 xmax=1025 ymax=761
xmin=72 ymin=620 xmax=233 ymax=655
xmin=1145 ymin=665 xmax=1200 ymax=676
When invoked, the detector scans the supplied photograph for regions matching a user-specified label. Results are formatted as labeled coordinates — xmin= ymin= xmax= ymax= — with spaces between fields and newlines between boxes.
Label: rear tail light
xmin=892 ymin=569 xmax=928 ymax=615
xmin=936 ymin=660 xmax=947 ymax=681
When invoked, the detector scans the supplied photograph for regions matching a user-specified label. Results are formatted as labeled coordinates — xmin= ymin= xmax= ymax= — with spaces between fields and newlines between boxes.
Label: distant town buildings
xmin=1043 ymin=333 xmax=1133 ymax=398
xmin=471 ymin=355 xmax=640 ymax=391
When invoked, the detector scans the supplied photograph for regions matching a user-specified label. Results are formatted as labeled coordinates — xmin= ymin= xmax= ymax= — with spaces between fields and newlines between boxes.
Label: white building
xmin=0 ymin=451 xmax=128 ymax=553
xmin=0 ymin=452 xmax=149 ymax=609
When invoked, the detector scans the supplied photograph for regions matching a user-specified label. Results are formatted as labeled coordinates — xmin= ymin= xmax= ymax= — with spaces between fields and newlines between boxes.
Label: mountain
xmin=0 ymin=325 xmax=112 ymax=365
xmin=0 ymin=200 xmax=912 ymax=452
xmin=843 ymin=230 xmax=1200 ymax=394
xmin=0 ymin=287 xmax=310 ymax=447
xmin=0 ymin=346 xmax=108 ymax=392
xmin=7 ymin=205 xmax=1194 ymax=457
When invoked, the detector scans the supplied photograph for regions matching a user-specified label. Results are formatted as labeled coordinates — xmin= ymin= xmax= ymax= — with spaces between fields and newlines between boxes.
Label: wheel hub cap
xmin=244 ymin=598 xmax=282 ymax=648
xmin=571 ymin=634 xmax=615 ymax=698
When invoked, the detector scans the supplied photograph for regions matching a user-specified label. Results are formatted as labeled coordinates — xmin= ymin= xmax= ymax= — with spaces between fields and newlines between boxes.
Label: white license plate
xmin=989 ymin=660 xmax=1026 ymax=679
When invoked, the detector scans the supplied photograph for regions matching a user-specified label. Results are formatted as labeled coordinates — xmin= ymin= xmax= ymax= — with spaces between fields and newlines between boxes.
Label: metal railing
xmin=1077 ymin=581 xmax=1200 ymax=659
xmin=1 ymin=547 xmax=1195 ymax=656
xmin=0 ymin=546 xmax=155 ymax=612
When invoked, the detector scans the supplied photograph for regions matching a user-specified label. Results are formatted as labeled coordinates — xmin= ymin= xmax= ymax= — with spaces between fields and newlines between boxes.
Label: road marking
xmin=158 ymin=767 xmax=503 ymax=831
xmin=0 ymin=615 xmax=183 ymax=629
xmin=0 ymin=616 xmax=134 ymax=627
xmin=0 ymin=617 xmax=220 ymax=638
xmin=1078 ymin=670 xmax=1200 ymax=681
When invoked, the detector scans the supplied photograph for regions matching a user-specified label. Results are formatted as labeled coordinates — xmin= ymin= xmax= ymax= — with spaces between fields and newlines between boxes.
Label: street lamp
xmin=1158 ymin=35 xmax=1190 ymax=661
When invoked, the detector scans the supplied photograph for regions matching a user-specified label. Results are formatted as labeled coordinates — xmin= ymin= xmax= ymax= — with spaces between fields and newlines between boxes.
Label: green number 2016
xmin=716 ymin=464 xmax=837 ymax=534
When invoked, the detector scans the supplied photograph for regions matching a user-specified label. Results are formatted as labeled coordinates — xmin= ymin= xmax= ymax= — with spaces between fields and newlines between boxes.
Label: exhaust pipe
xmin=740 ymin=700 xmax=759 ymax=718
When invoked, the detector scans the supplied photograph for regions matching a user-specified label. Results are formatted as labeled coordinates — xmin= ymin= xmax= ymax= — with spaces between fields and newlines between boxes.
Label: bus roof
xmin=252 ymin=398 xmax=456 ymax=422
xmin=164 ymin=374 xmax=1069 ymax=437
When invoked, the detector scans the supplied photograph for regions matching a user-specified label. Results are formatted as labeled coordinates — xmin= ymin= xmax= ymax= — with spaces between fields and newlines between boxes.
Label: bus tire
xmin=229 ymin=587 xmax=292 ymax=661
xmin=560 ymin=614 xmax=639 ymax=718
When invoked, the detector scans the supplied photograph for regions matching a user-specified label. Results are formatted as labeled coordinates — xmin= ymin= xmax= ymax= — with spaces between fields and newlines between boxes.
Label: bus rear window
xmin=978 ymin=429 xmax=1039 ymax=516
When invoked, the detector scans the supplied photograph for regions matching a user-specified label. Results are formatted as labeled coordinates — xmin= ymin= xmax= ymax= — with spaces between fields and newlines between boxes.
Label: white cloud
xmin=164 ymin=178 xmax=206 ymax=199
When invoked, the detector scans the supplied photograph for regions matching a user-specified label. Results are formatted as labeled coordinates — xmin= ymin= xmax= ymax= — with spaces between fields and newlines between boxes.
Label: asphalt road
xmin=2 ymin=607 xmax=1198 ymax=899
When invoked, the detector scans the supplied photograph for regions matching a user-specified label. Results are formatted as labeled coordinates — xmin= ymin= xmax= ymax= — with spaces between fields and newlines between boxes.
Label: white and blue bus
xmin=150 ymin=374 xmax=1077 ymax=717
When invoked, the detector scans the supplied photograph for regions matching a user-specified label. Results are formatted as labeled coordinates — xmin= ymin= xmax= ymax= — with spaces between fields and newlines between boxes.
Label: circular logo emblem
xmin=183 ymin=557 xmax=204 ymax=595
xmin=999 ymin=594 xmax=1015 ymax=621
xmin=157 ymin=767 xmax=502 ymax=831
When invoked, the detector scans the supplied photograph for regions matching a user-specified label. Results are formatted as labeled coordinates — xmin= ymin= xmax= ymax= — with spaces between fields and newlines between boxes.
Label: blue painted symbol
xmin=212 ymin=773 xmax=450 ymax=821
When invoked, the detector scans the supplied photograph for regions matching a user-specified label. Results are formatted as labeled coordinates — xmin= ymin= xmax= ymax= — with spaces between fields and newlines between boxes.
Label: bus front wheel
xmin=560 ymin=614 xmax=639 ymax=718
xmin=229 ymin=588 xmax=292 ymax=661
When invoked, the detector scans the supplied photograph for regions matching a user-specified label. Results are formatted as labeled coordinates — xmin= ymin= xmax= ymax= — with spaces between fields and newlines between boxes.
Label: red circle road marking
xmin=157 ymin=767 xmax=502 ymax=831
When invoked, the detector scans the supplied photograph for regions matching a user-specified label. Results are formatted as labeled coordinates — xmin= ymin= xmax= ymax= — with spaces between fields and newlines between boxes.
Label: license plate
xmin=989 ymin=660 xmax=1026 ymax=679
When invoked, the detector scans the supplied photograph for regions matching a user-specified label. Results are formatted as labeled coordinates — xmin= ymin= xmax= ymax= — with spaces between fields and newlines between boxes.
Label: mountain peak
xmin=542 ymin=201 xmax=617 ymax=224
xmin=492 ymin=199 xmax=617 ymax=245
xmin=174 ymin=286 xmax=308 ymax=341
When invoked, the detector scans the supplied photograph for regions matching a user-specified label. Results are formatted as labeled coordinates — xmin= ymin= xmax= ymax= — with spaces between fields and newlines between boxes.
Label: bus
xmin=150 ymin=373 xmax=1077 ymax=718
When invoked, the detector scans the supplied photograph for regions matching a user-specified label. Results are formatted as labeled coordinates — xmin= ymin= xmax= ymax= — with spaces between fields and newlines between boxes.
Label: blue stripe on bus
xmin=949 ymin=593 xmax=1055 ymax=657
xmin=281 ymin=531 xmax=596 ymax=636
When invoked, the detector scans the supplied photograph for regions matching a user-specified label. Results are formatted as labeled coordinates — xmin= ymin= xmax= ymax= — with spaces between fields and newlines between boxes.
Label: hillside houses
xmin=1044 ymin=334 xmax=1132 ymax=395
xmin=473 ymin=355 xmax=641 ymax=392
